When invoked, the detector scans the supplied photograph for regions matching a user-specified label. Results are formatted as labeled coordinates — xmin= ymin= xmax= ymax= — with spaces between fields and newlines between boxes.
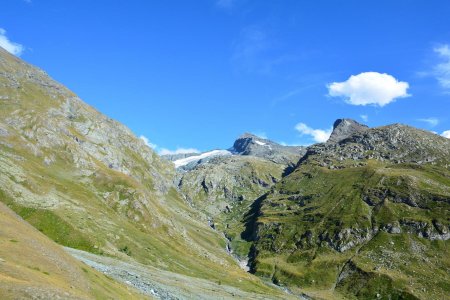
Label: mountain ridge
xmin=1 ymin=45 xmax=449 ymax=299
xmin=0 ymin=46 xmax=292 ymax=299
xmin=241 ymin=119 xmax=450 ymax=299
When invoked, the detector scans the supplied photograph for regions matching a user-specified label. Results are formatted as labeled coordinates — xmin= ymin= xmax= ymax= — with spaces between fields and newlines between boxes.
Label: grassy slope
xmin=0 ymin=201 xmax=147 ymax=299
xmin=250 ymin=161 xmax=450 ymax=299
xmin=0 ymin=48 xmax=287 ymax=297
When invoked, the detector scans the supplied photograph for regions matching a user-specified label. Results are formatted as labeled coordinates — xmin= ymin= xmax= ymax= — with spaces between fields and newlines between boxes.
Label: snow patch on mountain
xmin=254 ymin=141 xmax=266 ymax=146
xmin=173 ymin=150 xmax=232 ymax=168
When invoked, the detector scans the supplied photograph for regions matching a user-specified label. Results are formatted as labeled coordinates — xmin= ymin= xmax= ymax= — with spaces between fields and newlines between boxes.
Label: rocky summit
xmin=327 ymin=118 xmax=369 ymax=143
xmin=0 ymin=44 xmax=449 ymax=300
xmin=231 ymin=132 xmax=305 ymax=165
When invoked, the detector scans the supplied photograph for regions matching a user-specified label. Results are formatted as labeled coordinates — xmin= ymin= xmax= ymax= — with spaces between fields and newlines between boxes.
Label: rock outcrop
xmin=327 ymin=118 xmax=369 ymax=143
xmin=231 ymin=133 xmax=305 ymax=165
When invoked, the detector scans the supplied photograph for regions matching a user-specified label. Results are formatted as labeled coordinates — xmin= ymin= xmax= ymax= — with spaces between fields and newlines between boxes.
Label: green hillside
xmin=245 ymin=124 xmax=450 ymax=299
xmin=0 ymin=47 xmax=289 ymax=298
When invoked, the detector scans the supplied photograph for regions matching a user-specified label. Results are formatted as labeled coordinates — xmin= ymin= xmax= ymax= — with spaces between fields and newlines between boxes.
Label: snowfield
xmin=173 ymin=150 xmax=232 ymax=168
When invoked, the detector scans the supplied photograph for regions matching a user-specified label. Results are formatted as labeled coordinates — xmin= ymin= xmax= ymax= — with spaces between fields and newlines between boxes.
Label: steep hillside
xmin=0 ymin=47 xmax=289 ymax=298
xmin=176 ymin=135 xmax=305 ymax=260
xmin=244 ymin=120 xmax=450 ymax=299
xmin=0 ymin=201 xmax=146 ymax=299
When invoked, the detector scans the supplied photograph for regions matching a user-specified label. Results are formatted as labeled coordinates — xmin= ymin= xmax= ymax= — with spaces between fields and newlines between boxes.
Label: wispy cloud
xmin=442 ymin=130 xmax=450 ymax=139
xmin=417 ymin=117 xmax=439 ymax=127
xmin=272 ymin=88 xmax=305 ymax=106
xmin=327 ymin=72 xmax=410 ymax=107
xmin=277 ymin=89 xmax=302 ymax=101
xmin=295 ymin=123 xmax=332 ymax=143
xmin=360 ymin=114 xmax=368 ymax=122
xmin=159 ymin=148 xmax=200 ymax=156
xmin=231 ymin=26 xmax=295 ymax=74
xmin=139 ymin=135 xmax=157 ymax=149
xmin=216 ymin=0 xmax=234 ymax=9
xmin=0 ymin=28 xmax=24 ymax=56
xmin=279 ymin=141 xmax=303 ymax=147
xmin=432 ymin=44 xmax=450 ymax=90
xmin=140 ymin=135 xmax=201 ymax=155
xmin=232 ymin=26 xmax=269 ymax=72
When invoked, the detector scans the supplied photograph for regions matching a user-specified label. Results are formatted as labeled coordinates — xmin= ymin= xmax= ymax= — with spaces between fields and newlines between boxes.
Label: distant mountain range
xmin=162 ymin=132 xmax=305 ymax=170
xmin=1 ymin=46 xmax=449 ymax=299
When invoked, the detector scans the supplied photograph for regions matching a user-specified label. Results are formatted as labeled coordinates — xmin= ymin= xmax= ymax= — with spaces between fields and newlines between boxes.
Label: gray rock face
xmin=305 ymin=122 xmax=450 ymax=168
xmin=0 ymin=46 xmax=178 ymax=226
xmin=231 ymin=133 xmax=305 ymax=165
xmin=176 ymin=134 xmax=307 ymax=209
xmin=178 ymin=155 xmax=284 ymax=216
xmin=327 ymin=118 xmax=368 ymax=143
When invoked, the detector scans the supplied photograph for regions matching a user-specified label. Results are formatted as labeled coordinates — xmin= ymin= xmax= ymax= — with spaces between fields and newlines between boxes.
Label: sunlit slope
xmin=247 ymin=123 xmax=450 ymax=299
xmin=0 ymin=201 xmax=147 ymax=299
xmin=0 ymin=47 xmax=286 ymax=297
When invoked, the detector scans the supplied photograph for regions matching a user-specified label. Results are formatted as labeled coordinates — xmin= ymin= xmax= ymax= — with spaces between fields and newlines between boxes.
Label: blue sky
xmin=1 ymin=0 xmax=450 ymax=153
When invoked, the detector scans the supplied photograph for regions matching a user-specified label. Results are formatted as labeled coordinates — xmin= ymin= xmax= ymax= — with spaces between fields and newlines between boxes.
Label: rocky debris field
xmin=65 ymin=247 xmax=294 ymax=300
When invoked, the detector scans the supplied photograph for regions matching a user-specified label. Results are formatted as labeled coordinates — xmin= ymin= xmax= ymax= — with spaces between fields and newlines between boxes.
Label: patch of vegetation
xmin=0 ymin=191 xmax=100 ymax=254
xmin=119 ymin=245 xmax=132 ymax=256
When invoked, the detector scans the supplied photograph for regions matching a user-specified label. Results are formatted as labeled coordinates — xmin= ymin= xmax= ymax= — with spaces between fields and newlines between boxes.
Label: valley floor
xmin=65 ymin=247 xmax=296 ymax=300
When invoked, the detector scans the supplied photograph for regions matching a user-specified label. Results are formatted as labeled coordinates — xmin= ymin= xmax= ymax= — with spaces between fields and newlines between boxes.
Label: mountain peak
xmin=238 ymin=132 xmax=266 ymax=140
xmin=232 ymin=133 xmax=271 ymax=154
xmin=328 ymin=118 xmax=369 ymax=143
xmin=230 ymin=132 xmax=305 ymax=165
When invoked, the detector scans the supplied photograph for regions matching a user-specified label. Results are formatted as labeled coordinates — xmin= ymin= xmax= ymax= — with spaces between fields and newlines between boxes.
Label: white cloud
xmin=433 ymin=44 xmax=450 ymax=90
xmin=442 ymin=130 xmax=450 ymax=139
xmin=327 ymin=72 xmax=410 ymax=107
xmin=139 ymin=135 xmax=157 ymax=149
xmin=279 ymin=141 xmax=302 ymax=147
xmin=0 ymin=28 xmax=24 ymax=56
xmin=417 ymin=117 xmax=439 ymax=127
xmin=295 ymin=123 xmax=332 ymax=143
xmin=360 ymin=114 xmax=368 ymax=122
xmin=159 ymin=148 xmax=200 ymax=156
